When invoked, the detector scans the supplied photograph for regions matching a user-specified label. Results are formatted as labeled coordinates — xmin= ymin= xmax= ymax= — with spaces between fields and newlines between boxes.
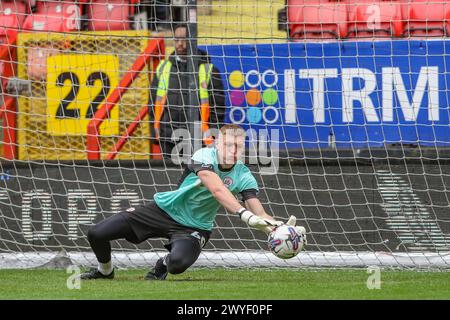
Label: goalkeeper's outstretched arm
xmin=198 ymin=169 xmax=307 ymax=238
xmin=197 ymin=170 xmax=281 ymax=233
xmin=243 ymin=197 xmax=274 ymax=222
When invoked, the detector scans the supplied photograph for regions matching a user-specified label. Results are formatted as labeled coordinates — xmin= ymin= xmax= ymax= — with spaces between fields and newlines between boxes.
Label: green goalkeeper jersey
xmin=153 ymin=147 xmax=259 ymax=231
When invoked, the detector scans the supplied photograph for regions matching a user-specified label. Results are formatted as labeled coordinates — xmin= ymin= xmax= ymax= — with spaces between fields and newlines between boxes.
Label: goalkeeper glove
xmin=237 ymin=208 xmax=283 ymax=234
xmin=286 ymin=215 xmax=307 ymax=245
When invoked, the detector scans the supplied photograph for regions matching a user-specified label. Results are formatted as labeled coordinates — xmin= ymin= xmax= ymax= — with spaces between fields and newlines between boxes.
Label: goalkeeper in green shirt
xmin=80 ymin=124 xmax=306 ymax=280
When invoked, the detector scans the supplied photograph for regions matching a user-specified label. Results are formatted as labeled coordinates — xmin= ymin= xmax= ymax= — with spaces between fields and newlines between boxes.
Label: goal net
xmin=1 ymin=0 xmax=450 ymax=269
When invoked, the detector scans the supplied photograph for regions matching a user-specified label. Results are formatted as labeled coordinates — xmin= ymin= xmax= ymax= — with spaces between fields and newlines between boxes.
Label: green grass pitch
xmin=0 ymin=268 xmax=449 ymax=299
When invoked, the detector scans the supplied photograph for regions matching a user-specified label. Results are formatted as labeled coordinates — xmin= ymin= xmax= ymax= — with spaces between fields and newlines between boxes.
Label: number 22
xmin=55 ymin=71 xmax=111 ymax=119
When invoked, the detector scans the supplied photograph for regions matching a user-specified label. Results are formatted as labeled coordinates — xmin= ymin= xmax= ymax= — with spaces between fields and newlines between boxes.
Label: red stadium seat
xmin=0 ymin=1 xmax=28 ymax=31
xmin=87 ymin=0 xmax=135 ymax=31
xmin=0 ymin=1 xmax=27 ymax=44
xmin=22 ymin=14 xmax=81 ymax=32
xmin=22 ymin=1 xmax=82 ymax=32
xmin=347 ymin=1 xmax=404 ymax=38
xmin=22 ymin=15 xmax=79 ymax=32
xmin=402 ymin=0 xmax=450 ymax=37
xmin=288 ymin=0 xmax=348 ymax=40
xmin=35 ymin=1 xmax=85 ymax=14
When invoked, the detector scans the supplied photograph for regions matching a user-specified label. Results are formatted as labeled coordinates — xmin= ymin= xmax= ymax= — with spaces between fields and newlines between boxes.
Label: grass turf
xmin=0 ymin=268 xmax=449 ymax=299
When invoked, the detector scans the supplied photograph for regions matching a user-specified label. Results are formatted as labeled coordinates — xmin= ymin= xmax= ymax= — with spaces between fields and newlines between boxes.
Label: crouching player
xmin=80 ymin=124 xmax=306 ymax=280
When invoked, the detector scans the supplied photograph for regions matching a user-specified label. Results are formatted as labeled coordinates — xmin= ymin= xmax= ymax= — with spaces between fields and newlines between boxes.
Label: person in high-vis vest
xmin=149 ymin=24 xmax=225 ymax=158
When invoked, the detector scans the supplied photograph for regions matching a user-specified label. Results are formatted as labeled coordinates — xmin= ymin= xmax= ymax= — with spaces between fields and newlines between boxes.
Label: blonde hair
xmin=219 ymin=124 xmax=245 ymax=137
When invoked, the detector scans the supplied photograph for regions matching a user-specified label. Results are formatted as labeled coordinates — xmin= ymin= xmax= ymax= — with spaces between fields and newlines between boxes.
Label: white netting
xmin=0 ymin=0 xmax=450 ymax=269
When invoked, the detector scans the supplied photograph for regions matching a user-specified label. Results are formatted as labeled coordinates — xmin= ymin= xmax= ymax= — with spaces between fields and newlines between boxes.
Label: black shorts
xmin=119 ymin=201 xmax=211 ymax=249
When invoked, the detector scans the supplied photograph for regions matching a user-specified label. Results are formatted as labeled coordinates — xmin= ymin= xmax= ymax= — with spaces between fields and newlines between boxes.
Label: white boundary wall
xmin=1 ymin=251 xmax=450 ymax=269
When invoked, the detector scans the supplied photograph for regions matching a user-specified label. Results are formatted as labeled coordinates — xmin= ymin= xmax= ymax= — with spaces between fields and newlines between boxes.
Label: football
xmin=268 ymin=224 xmax=305 ymax=259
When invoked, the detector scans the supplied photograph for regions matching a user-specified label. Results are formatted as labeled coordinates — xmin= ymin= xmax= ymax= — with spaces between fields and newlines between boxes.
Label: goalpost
xmin=1 ymin=0 xmax=450 ymax=269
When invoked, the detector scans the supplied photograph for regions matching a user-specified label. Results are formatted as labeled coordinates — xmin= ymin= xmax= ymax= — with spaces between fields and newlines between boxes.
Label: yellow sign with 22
xmin=46 ymin=54 xmax=119 ymax=136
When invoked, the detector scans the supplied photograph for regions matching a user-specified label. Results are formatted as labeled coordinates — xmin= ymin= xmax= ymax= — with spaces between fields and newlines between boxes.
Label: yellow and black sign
xmin=46 ymin=54 xmax=119 ymax=136
xmin=17 ymin=31 xmax=151 ymax=160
